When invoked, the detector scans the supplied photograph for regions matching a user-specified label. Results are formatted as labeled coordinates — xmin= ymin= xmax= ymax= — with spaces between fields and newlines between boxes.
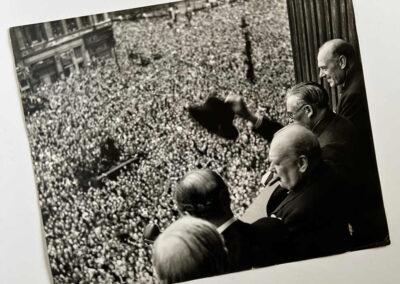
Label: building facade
xmin=10 ymin=1 xmax=234 ymax=93
xmin=10 ymin=13 xmax=115 ymax=92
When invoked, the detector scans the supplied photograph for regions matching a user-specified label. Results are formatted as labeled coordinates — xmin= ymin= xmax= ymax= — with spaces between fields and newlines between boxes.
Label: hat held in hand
xmin=188 ymin=96 xmax=238 ymax=140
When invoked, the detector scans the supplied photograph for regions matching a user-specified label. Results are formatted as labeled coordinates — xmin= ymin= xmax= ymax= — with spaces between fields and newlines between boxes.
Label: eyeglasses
xmin=287 ymin=104 xmax=307 ymax=120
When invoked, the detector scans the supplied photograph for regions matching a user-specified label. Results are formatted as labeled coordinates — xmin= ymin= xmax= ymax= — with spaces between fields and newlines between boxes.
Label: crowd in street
xmin=23 ymin=0 xmax=294 ymax=282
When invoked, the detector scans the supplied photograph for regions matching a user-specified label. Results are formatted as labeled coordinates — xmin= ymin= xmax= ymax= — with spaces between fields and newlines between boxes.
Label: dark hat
xmin=188 ymin=96 xmax=238 ymax=140
xmin=143 ymin=223 xmax=161 ymax=244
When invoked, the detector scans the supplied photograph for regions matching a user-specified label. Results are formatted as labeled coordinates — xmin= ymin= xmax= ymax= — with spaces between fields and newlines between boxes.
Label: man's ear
xmin=338 ymin=55 xmax=347 ymax=69
xmin=297 ymin=155 xmax=308 ymax=173
xmin=304 ymin=104 xmax=314 ymax=119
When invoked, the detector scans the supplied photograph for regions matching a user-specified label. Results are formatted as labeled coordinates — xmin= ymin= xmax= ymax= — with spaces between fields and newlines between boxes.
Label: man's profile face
xmin=286 ymin=95 xmax=311 ymax=128
xmin=268 ymin=144 xmax=302 ymax=190
xmin=317 ymin=48 xmax=345 ymax=87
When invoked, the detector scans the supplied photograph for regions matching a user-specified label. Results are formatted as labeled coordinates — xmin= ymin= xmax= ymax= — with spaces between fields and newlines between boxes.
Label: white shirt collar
xmin=217 ymin=216 xmax=237 ymax=234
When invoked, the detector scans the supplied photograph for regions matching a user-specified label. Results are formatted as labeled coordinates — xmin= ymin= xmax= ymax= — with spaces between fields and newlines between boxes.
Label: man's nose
xmin=319 ymin=69 xmax=325 ymax=78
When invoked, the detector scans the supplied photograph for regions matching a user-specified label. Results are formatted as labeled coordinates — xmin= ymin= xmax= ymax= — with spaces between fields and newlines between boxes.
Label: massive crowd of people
xmin=22 ymin=0 xmax=294 ymax=282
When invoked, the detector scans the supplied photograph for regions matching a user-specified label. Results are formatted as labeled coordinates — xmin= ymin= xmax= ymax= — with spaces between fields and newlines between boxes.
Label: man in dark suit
xmin=318 ymin=39 xmax=369 ymax=131
xmin=226 ymin=83 xmax=358 ymax=213
xmin=318 ymin=39 xmax=389 ymax=247
xmin=174 ymin=169 xmax=290 ymax=272
xmin=318 ymin=39 xmax=376 ymax=173
xmin=226 ymin=81 xmax=389 ymax=247
xmin=268 ymin=124 xmax=351 ymax=259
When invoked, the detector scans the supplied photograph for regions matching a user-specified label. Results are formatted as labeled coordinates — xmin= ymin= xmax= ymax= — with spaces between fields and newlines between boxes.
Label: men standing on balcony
xmin=318 ymin=39 xmax=388 ymax=247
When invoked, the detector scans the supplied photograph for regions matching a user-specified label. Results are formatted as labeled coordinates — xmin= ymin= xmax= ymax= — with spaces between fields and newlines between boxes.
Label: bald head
xmin=175 ymin=169 xmax=231 ymax=221
xmin=153 ymin=216 xmax=228 ymax=283
xmin=319 ymin=39 xmax=356 ymax=61
xmin=272 ymin=124 xmax=321 ymax=160
xmin=269 ymin=124 xmax=321 ymax=190
xmin=318 ymin=39 xmax=356 ymax=87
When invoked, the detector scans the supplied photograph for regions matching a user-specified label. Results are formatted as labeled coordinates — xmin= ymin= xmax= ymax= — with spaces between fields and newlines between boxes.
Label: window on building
xmin=64 ymin=67 xmax=71 ymax=77
xmin=74 ymin=46 xmax=82 ymax=58
xmin=50 ymin=21 xmax=64 ymax=37
xmin=50 ymin=73 xmax=58 ymax=83
xmin=96 ymin=14 xmax=105 ymax=22
xmin=22 ymin=24 xmax=46 ymax=45
xmin=66 ymin=19 xmax=78 ymax=32
xmin=80 ymin=16 xmax=91 ymax=27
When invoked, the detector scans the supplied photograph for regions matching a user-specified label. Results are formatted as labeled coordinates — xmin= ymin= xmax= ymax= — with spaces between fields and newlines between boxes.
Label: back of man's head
xmin=272 ymin=124 xmax=322 ymax=170
xmin=175 ymin=169 xmax=231 ymax=220
xmin=287 ymin=82 xmax=330 ymax=111
xmin=153 ymin=216 xmax=228 ymax=284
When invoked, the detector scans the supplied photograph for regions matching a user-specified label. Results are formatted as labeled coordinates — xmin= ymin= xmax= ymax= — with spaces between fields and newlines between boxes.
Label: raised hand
xmin=225 ymin=94 xmax=257 ymax=123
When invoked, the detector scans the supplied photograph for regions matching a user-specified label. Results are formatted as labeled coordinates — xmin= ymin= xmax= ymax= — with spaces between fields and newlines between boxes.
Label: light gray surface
xmin=241 ymin=184 xmax=277 ymax=223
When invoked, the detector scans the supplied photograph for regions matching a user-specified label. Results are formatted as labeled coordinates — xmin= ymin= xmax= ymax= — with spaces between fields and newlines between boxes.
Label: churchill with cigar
xmin=264 ymin=124 xmax=351 ymax=259
xmin=225 ymin=82 xmax=359 ymax=215
xmin=226 ymin=80 xmax=388 ymax=247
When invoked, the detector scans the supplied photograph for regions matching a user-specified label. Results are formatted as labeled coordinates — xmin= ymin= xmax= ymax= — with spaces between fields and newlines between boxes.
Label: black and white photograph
xmin=3 ymin=0 xmax=395 ymax=283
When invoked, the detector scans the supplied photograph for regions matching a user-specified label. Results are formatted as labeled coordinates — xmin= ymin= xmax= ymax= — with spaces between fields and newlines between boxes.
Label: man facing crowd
xmin=317 ymin=39 xmax=379 ymax=184
xmin=317 ymin=39 xmax=388 ymax=246
xmin=267 ymin=124 xmax=351 ymax=259
xmin=225 ymin=82 xmax=359 ymax=215
xmin=318 ymin=39 xmax=369 ymax=132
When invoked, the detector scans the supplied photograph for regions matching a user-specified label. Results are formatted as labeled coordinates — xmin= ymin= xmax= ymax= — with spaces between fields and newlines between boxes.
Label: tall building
xmin=10 ymin=13 xmax=115 ymax=92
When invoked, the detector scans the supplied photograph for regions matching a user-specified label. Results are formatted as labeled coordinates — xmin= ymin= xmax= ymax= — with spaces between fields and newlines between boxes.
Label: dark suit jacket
xmin=271 ymin=162 xmax=351 ymax=259
xmin=337 ymin=68 xmax=370 ymax=140
xmin=254 ymin=98 xmax=388 ymax=247
xmin=250 ymin=217 xmax=291 ymax=267
xmin=253 ymin=117 xmax=283 ymax=142
xmin=337 ymin=69 xmax=389 ymax=246
xmin=312 ymin=108 xmax=389 ymax=248
xmin=222 ymin=218 xmax=290 ymax=272
xmin=311 ymin=110 xmax=358 ymax=180
xmin=221 ymin=220 xmax=254 ymax=273
xmin=337 ymin=69 xmax=377 ymax=169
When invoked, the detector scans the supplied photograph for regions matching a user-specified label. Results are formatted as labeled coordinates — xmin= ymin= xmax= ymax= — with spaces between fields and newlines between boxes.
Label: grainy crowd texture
xmin=23 ymin=0 xmax=294 ymax=282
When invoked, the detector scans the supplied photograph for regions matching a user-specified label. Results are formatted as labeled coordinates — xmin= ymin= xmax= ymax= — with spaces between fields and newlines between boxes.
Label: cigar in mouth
xmin=261 ymin=171 xmax=280 ymax=186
